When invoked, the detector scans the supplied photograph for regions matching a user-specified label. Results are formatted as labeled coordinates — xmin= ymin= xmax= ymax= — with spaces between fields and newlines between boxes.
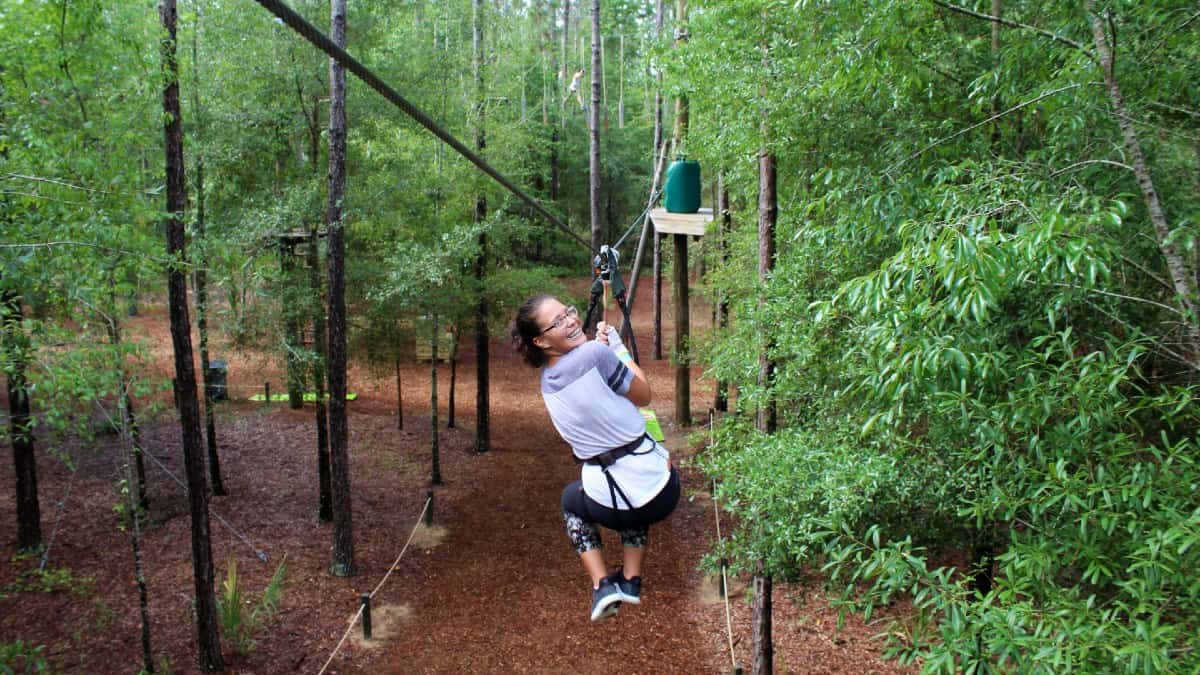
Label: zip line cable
xmin=249 ymin=0 xmax=595 ymax=256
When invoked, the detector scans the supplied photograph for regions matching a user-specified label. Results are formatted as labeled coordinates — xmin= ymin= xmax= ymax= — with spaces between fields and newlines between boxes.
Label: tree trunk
xmin=159 ymin=1 xmax=223 ymax=668
xmin=715 ymin=177 xmax=731 ymax=413
xmin=473 ymin=0 xmax=491 ymax=453
xmin=326 ymin=0 xmax=355 ymax=577
xmin=448 ymin=329 xmax=458 ymax=429
xmin=752 ymin=21 xmax=777 ymax=674
xmin=395 ymin=351 xmax=404 ymax=431
xmin=118 ymin=378 xmax=154 ymax=674
xmin=2 ymin=284 xmax=41 ymax=553
xmin=752 ymin=560 xmax=774 ymax=675
xmin=560 ymin=0 xmax=572 ymax=130
xmin=310 ymin=232 xmax=332 ymax=524
xmin=190 ymin=19 xmax=224 ymax=496
xmin=589 ymin=0 xmax=603 ymax=255
xmin=649 ymin=0 xmax=666 ymax=361
xmin=430 ymin=320 xmax=443 ymax=486
xmin=1086 ymin=2 xmax=1200 ymax=367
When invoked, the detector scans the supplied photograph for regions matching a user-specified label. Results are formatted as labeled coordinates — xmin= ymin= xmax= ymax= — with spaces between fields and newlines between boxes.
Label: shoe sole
xmin=617 ymin=591 xmax=641 ymax=605
xmin=590 ymin=598 xmax=621 ymax=621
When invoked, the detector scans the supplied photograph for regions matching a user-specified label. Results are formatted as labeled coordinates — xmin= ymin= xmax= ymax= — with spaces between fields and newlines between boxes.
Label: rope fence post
xmin=360 ymin=593 xmax=372 ymax=640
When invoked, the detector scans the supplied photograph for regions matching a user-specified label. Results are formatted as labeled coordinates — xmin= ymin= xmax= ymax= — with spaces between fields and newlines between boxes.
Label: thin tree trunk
xmin=589 ymin=0 xmax=603 ymax=255
xmin=473 ymin=0 xmax=491 ymax=453
xmin=448 ymin=329 xmax=458 ymax=429
xmin=326 ymin=0 xmax=355 ymax=577
xmin=395 ymin=350 xmax=404 ymax=431
xmin=752 ymin=20 xmax=777 ymax=674
xmin=118 ymin=376 xmax=154 ymax=674
xmin=430 ymin=320 xmax=443 ymax=486
xmin=310 ymin=232 xmax=332 ymax=523
xmin=2 ymin=283 xmax=41 ymax=552
xmin=190 ymin=13 xmax=224 ymax=496
xmin=650 ymin=0 xmax=665 ymax=361
xmin=159 ymin=0 xmax=223 ymax=668
xmin=1086 ymin=3 xmax=1200 ymax=366
xmin=715 ymin=177 xmax=730 ymax=413
xmin=560 ymin=0 xmax=571 ymax=130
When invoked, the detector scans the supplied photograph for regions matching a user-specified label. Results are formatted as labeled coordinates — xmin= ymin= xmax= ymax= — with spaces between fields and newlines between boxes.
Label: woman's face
xmin=532 ymin=298 xmax=586 ymax=357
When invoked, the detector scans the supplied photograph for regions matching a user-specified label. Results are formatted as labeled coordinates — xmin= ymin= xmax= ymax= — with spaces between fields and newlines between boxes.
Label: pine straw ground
xmin=1 ymin=282 xmax=912 ymax=674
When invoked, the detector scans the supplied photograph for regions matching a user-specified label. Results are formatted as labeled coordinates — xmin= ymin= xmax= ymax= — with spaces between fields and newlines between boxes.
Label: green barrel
xmin=664 ymin=159 xmax=702 ymax=213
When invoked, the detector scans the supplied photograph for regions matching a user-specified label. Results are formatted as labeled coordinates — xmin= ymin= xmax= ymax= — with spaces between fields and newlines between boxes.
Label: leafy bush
xmin=215 ymin=556 xmax=289 ymax=656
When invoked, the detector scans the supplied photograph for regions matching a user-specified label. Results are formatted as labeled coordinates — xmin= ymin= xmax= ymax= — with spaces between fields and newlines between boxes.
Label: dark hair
xmin=510 ymin=294 xmax=553 ymax=368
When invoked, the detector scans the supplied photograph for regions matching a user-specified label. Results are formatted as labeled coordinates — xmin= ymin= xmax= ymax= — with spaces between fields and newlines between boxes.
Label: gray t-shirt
xmin=541 ymin=341 xmax=670 ymax=508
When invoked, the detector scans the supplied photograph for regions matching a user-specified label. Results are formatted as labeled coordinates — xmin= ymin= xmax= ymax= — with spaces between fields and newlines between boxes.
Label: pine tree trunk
xmin=310 ymin=233 xmax=332 ymax=523
xmin=190 ymin=17 xmax=224 ymax=494
xmin=715 ymin=178 xmax=731 ymax=413
xmin=473 ymin=0 xmax=491 ymax=453
xmin=430 ymin=320 xmax=443 ymax=486
xmin=752 ymin=22 xmax=777 ymax=674
xmin=119 ymin=379 xmax=154 ymax=674
xmin=159 ymin=1 xmax=223 ymax=668
xmin=395 ymin=351 xmax=404 ymax=431
xmin=448 ymin=329 xmax=458 ymax=429
xmin=589 ymin=0 xmax=603 ymax=254
xmin=2 ymin=284 xmax=41 ymax=553
xmin=326 ymin=0 xmax=355 ymax=577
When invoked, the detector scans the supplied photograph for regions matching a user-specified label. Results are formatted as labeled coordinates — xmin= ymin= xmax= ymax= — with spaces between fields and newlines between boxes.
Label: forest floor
xmin=0 ymin=279 xmax=911 ymax=674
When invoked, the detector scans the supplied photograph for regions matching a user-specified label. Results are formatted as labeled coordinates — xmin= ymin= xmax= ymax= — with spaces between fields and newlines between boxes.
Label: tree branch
xmin=886 ymin=83 xmax=1085 ymax=175
xmin=1049 ymin=159 xmax=1134 ymax=177
xmin=930 ymin=1 xmax=1095 ymax=59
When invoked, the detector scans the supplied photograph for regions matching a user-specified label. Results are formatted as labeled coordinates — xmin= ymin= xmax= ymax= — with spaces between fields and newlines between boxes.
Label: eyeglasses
xmin=539 ymin=306 xmax=579 ymax=335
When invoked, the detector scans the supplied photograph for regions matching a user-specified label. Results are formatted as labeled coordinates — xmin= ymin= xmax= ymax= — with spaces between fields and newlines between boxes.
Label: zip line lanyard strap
xmin=250 ymin=0 xmax=594 ymax=255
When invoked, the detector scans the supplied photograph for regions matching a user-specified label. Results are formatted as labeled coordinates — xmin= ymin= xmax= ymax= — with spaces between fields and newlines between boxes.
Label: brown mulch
xmin=0 ymin=283 xmax=909 ymax=674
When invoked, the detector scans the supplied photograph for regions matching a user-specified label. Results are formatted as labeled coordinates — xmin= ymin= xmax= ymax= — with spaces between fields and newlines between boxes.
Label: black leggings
xmin=560 ymin=467 xmax=680 ymax=554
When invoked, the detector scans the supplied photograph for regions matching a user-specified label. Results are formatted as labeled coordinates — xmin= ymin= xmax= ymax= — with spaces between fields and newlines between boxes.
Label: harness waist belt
xmin=578 ymin=433 xmax=652 ymax=468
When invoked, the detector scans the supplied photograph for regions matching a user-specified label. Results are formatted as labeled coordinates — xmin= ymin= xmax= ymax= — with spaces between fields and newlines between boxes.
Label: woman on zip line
xmin=510 ymin=293 xmax=679 ymax=621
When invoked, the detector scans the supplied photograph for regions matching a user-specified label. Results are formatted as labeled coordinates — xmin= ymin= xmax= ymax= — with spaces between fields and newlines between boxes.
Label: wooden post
xmin=264 ymin=382 xmax=270 ymax=406
xmin=360 ymin=593 xmax=372 ymax=640
xmin=425 ymin=489 xmax=435 ymax=526
xmin=673 ymin=233 xmax=691 ymax=426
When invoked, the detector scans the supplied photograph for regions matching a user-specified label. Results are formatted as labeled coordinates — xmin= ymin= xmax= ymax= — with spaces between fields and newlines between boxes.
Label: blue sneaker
xmin=602 ymin=571 xmax=642 ymax=605
xmin=590 ymin=578 xmax=622 ymax=621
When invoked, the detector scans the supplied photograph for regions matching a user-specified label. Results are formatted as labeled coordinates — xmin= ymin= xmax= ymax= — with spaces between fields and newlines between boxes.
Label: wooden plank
xmin=649 ymin=207 xmax=713 ymax=236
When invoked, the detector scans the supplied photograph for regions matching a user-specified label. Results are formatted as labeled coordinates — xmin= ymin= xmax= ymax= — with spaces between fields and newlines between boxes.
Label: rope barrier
xmin=710 ymin=411 xmax=738 ymax=672
xmin=249 ymin=0 xmax=594 ymax=255
xmin=317 ymin=496 xmax=432 ymax=675
xmin=141 ymin=449 xmax=269 ymax=563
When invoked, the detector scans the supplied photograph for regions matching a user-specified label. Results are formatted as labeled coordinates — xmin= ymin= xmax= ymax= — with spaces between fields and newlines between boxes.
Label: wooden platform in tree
xmin=649 ymin=208 xmax=713 ymax=236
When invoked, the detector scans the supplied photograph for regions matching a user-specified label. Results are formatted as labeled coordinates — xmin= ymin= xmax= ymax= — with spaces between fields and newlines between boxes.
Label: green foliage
xmin=0 ymin=640 xmax=48 ymax=674
xmin=215 ymin=555 xmax=289 ymax=657
xmin=687 ymin=0 xmax=1200 ymax=672
xmin=1 ymin=556 xmax=93 ymax=599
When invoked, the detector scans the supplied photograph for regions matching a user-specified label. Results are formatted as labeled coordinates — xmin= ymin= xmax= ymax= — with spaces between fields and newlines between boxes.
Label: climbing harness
xmin=579 ymin=432 xmax=658 ymax=516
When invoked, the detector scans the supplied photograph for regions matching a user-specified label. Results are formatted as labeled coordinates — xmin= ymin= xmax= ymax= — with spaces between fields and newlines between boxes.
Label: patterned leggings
xmin=559 ymin=468 xmax=680 ymax=554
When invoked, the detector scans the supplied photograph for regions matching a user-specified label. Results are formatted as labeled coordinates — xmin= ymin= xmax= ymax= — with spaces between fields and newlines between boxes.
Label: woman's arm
xmin=597 ymin=322 xmax=651 ymax=407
